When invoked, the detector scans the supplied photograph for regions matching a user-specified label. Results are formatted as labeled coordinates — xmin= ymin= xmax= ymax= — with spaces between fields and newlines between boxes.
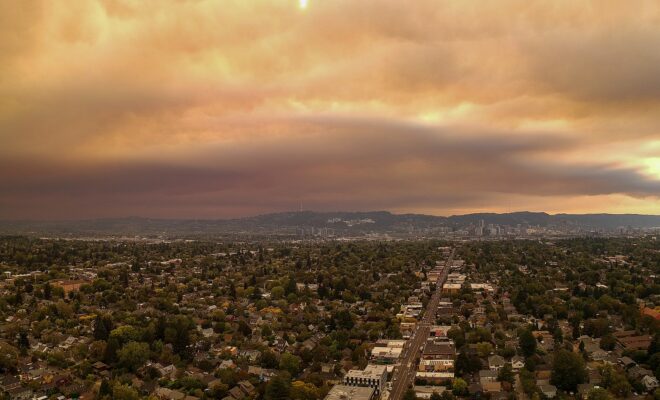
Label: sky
xmin=1 ymin=0 xmax=660 ymax=219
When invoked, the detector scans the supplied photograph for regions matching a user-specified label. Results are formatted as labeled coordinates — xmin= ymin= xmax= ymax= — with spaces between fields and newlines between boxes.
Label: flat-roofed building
xmin=325 ymin=385 xmax=376 ymax=400
xmin=420 ymin=339 xmax=456 ymax=375
xmin=414 ymin=385 xmax=447 ymax=399
xmin=441 ymin=283 xmax=461 ymax=295
xmin=343 ymin=364 xmax=387 ymax=395
xmin=370 ymin=346 xmax=402 ymax=363
xmin=470 ymin=283 xmax=495 ymax=293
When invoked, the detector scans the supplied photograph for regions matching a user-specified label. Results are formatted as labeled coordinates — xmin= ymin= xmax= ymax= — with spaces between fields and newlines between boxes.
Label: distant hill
xmin=0 ymin=211 xmax=659 ymax=236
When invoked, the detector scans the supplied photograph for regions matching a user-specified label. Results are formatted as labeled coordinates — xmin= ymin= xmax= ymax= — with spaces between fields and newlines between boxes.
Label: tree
xmin=271 ymin=286 xmax=285 ymax=299
xmin=169 ymin=315 xmax=193 ymax=358
xmin=600 ymin=364 xmax=632 ymax=398
xmin=440 ymin=392 xmax=455 ymax=400
xmin=403 ymin=388 xmax=418 ymax=400
xmin=94 ymin=314 xmax=112 ymax=341
xmin=551 ymin=349 xmax=587 ymax=391
xmin=455 ymin=351 xmax=481 ymax=375
xmin=587 ymin=388 xmax=614 ymax=400
xmin=285 ymin=276 xmax=297 ymax=295
xmin=17 ymin=331 xmax=29 ymax=356
xmin=104 ymin=336 xmax=120 ymax=363
xmin=118 ymin=341 xmax=150 ymax=372
xmin=260 ymin=350 xmax=279 ymax=368
xmin=452 ymin=378 xmax=468 ymax=396
xmin=520 ymin=328 xmax=537 ymax=357
xmin=498 ymin=363 xmax=515 ymax=384
xmin=476 ymin=342 xmax=493 ymax=358
xmin=600 ymin=334 xmax=616 ymax=351
xmin=99 ymin=380 xmax=112 ymax=397
xmin=0 ymin=342 xmax=18 ymax=373
xmin=238 ymin=320 xmax=252 ymax=337
xmin=43 ymin=282 xmax=52 ymax=300
xmin=290 ymin=380 xmax=320 ymax=400
xmin=280 ymin=352 xmax=301 ymax=376
xmin=112 ymin=383 xmax=139 ymax=400
xmin=265 ymin=374 xmax=291 ymax=400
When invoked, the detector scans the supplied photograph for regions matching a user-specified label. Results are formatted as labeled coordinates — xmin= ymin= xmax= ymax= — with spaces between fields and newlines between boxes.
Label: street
xmin=388 ymin=249 xmax=453 ymax=400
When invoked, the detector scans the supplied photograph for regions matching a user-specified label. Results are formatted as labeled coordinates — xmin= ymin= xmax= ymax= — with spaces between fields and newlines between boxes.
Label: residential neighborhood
xmin=0 ymin=236 xmax=658 ymax=400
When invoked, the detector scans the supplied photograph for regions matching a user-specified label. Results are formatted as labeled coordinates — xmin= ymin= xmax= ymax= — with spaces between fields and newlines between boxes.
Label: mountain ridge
xmin=1 ymin=210 xmax=659 ymax=236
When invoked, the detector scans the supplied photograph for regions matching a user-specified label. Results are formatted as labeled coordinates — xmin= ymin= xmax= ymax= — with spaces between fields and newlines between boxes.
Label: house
xmin=92 ymin=361 xmax=109 ymax=371
xmin=228 ymin=386 xmax=244 ymax=399
xmin=591 ymin=349 xmax=609 ymax=362
xmin=618 ymin=357 xmax=636 ymax=369
xmin=614 ymin=331 xmax=652 ymax=351
xmin=629 ymin=366 xmax=654 ymax=381
xmin=238 ymin=381 xmax=255 ymax=396
xmin=577 ymin=383 xmax=595 ymax=399
xmin=239 ymin=349 xmax=261 ymax=362
xmin=511 ymin=356 xmax=525 ymax=371
xmin=539 ymin=384 xmax=557 ymax=398
xmin=219 ymin=359 xmax=236 ymax=370
xmin=0 ymin=375 xmax=21 ymax=392
xmin=479 ymin=370 xmax=498 ymax=386
xmin=641 ymin=375 xmax=659 ymax=392
xmin=6 ymin=386 xmax=32 ymax=400
xmin=482 ymin=381 xmax=501 ymax=393
xmin=488 ymin=355 xmax=505 ymax=371
xmin=154 ymin=387 xmax=197 ymax=400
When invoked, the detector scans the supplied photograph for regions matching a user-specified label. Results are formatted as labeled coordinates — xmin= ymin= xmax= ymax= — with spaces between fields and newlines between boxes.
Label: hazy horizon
xmin=3 ymin=209 xmax=660 ymax=224
xmin=2 ymin=1 xmax=660 ymax=219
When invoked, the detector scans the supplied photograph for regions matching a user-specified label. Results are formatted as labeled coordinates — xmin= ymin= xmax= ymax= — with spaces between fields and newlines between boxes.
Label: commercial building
xmin=324 ymin=385 xmax=376 ymax=400
xmin=343 ymin=364 xmax=388 ymax=395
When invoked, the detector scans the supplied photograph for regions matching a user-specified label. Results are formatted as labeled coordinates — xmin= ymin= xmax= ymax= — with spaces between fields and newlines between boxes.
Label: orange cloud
xmin=0 ymin=0 xmax=659 ymax=218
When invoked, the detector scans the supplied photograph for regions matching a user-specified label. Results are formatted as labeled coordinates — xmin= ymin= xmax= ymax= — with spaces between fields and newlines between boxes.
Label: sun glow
xmin=299 ymin=0 xmax=308 ymax=10
xmin=643 ymin=158 xmax=660 ymax=179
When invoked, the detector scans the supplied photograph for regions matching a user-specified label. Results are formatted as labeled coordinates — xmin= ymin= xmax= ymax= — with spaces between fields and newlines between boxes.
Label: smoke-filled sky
xmin=1 ymin=0 xmax=660 ymax=219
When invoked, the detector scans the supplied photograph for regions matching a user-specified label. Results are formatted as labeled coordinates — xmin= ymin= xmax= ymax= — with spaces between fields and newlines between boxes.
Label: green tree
xmin=600 ymin=364 xmax=632 ymax=398
xmin=455 ymin=351 xmax=481 ymax=375
xmin=600 ymin=334 xmax=617 ymax=351
xmin=265 ymin=374 xmax=291 ymax=400
xmin=271 ymin=286 xmax=285 ymax=299
xmin=104 ymin=336 xmax=120 ymax=363
xmin=403 ymin=388 xmax=418 ymax=400
xmin=17 ymin=331 xmax=29 ymax=356
xmin=452 ymin=378 xmax=468 ymax=396
xmin=118 ymin=341 xmax=150 ymax=372
xmin=43 ymin=282 xmax=52 ymax=300
xmin=0 ymin=342 xmax=18 ymax=373
xmin=94 ymin=314 xmax=112 ymax=341
xmin=440 ymin=392 xmax=455 ymax=400
xmin=588 ymin=388 xmax=614 ymax=400
xmin=280 ymin=352 xmax=301 ymax=376
xmin=476 ymin=342 xmax=493 ymax=357
xmin=498 ymin=363 xmax=515 ymax=384
xmin=520 ymin=328 xmax=537 ymax=357
xmin=290 ymin=380 xmax=320 ymax=400
xmin=551 ymin=349 xmax=587 ymax=391
xmin=285 ymin=276 xmax=297 ymax=295
xmin=112 ymin=383 xmax=139 ymax=400
xmin=260 ymin=350 xmax=279 ymax=368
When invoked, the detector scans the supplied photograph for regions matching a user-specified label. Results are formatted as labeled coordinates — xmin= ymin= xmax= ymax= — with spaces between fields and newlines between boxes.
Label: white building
xmin=343 ymin=364 xmax=388 ymax=395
